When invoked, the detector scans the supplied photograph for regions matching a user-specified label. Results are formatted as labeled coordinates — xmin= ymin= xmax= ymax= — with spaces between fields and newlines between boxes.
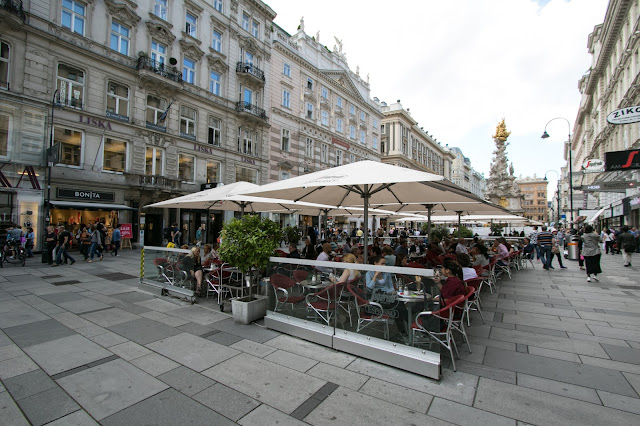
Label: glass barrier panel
xmin=141 ymin=246 xmax=197 ymax=296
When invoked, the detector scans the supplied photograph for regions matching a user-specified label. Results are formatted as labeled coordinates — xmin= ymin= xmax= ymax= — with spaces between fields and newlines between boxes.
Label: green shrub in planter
xmin=427 ymin=225 xmax=451 ymax=241
xmin=282 ymin=225 xmax=301 ymax=246
xmin=219 ymin=215 xmax=281 ymax=299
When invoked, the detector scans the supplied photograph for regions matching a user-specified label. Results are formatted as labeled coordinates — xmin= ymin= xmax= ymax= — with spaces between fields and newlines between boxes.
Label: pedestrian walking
xmin=45 ymin=226 xmax=57 ymax=265
xmin=581 ymin=225 xmax=602 ymax=282
xmin=537 ymin=226 xmax=554 ymax=270
xmin=618 ymin=226 xmax=635 ymax=267
xmin=529 ymin=226 xmax=540 ymax=261
xmin=54 ymin=226 xmax=75 ymax=266
xmin=549 ymin=230 xmax=567 ymax=269
xmin=195 ymin=224 xmax=204 ymax=247
xmin=111 ymin=224 xmax=121 ymax=256
xmin=25 ymin=227 xmax=35 ymax=258
xmin=88 ymin=224 xmax=103 ymax=263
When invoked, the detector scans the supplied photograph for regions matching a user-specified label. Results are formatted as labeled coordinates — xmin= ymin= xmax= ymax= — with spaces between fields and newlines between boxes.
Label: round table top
xmin=300 ymin=280 xmax=332 ymax=289
xmin=396 ymin=291 xmax=432 ymax=302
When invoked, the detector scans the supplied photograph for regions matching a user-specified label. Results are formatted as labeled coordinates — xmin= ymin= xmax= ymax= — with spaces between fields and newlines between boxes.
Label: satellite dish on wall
xmin=169 ymin=57 xmax=177 ymax=65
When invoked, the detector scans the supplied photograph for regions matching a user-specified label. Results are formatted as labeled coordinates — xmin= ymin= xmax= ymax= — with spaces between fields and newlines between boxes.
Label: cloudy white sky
xmin=264 ymin=0 xmax=609 ymax=199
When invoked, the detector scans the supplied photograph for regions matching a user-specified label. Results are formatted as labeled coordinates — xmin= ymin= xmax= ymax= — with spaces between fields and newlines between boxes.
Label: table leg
xmin=407 ymin=302 xmax=414 ymax=346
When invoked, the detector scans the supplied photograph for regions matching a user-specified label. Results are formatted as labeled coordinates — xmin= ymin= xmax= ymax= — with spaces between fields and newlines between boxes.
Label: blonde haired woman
xmin=331 ymin=253 xmax=360 ymax=283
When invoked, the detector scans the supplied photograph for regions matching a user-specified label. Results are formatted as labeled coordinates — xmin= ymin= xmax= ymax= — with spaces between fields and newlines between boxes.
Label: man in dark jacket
xmin=618 ymin=226 xmax=635 ymax=267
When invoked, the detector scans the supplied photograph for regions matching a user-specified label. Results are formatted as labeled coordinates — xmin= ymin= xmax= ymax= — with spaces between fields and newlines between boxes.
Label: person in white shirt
xmin=456 ymin=253 xmax=478 ymax=281
xmin=455 ymin=238 xmax=469 ymax=255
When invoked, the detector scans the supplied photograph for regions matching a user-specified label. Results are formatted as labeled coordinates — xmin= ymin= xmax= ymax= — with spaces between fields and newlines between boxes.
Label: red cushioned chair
xmin=463 ymin=278 xmax=485 ymax=326
xmin=270 ymin=273 xmax=305 ymax=312
xmin=347 ymin=283 xmax=390 ymax=339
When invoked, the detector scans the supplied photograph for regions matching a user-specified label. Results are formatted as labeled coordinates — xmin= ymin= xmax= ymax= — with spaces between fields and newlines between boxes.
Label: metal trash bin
xmin=567 ymin=236 xmax=580 ymax=260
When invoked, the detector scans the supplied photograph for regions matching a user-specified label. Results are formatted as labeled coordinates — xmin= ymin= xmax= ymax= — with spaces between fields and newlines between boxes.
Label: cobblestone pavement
xmin=0 ymin=249 xmax=639 ymax=425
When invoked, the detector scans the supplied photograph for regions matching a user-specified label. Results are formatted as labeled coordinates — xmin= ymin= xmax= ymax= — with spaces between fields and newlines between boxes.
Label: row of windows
xmin=49 ymin=123 xmax=258 ymax=184
xmin=278 ymin=132 xmax=361 ymax=166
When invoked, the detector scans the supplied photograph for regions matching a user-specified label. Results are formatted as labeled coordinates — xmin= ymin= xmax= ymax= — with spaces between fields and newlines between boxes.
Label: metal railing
xmin=126 ymin=174 xmax=182 ymax=190
xmin=235 ymin=62 xmax=265 ymax=82
xmin=0 ymin=0 xmax=26 ymax=22
xmin=136 ymin=56 xmax=182 ymax=83
xmin=235 ymin=101 xmax=267 ymax=120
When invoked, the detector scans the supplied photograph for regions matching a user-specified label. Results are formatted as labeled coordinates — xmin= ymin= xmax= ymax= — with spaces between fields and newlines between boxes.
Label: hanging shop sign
xmin=604 ymin=149 xmax=640 ymax=171
xmin=120 ymin=223 xmax=133 ymax=239
xmin=629 ymin=196 xmax=640 ymax=210
xmin=581 ymin=158 xmax=605 ymax=173
xmin=56 ymin=188 xmax=115 ymax=202
xmin=607 ymin=105 xmax=640 ymax=125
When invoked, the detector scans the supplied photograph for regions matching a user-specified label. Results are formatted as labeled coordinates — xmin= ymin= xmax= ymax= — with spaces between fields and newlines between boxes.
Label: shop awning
xmin=49 ymin=201 xmax=136 ymax=211
xmin=586 ymin=207 xmax=607 ymax=224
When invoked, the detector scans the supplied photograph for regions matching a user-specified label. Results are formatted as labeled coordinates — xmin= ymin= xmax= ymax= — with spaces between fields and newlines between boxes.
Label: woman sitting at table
xmin=302 ymin=238 xmax=317 ymax=260
xmin=352 ymin=247 xmax=364 ymax=264
xmin=456 ymin=253 xmax=478 ymax=280
xmin=382 ymin=245 xmax=396 ymax=266
xmin=182 ymin=246 xmax=204 ymax=296
xmin=202 ymin=244 xmax=218 ymax=266
xmin=331 ymin=253 xmax=360 ymax=284
xmin=492 ymin=239 xmax=509 ymax=266
xmin=395 ymin=253 xmax=408 ymax=267
xmin=470 ymin=243 xmax=490 ymax=267
xmin=434 ymin=258 xmax=466 ymax=305
xmin=366 ymin=256 xmax=408 ymax=336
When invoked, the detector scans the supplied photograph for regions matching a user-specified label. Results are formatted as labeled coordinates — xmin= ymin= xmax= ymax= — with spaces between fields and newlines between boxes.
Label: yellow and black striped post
xmin=140 ymin=248 xmax=144 ymax=282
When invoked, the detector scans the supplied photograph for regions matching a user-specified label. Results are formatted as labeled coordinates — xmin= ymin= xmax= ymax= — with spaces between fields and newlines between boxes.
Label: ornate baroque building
xmin=515 ymin=176 xmax=548 ymax=222
xmin=0 ymin=0 xmax=277 ymax=247
xmin=375 ymin=100 xmax=453 ymax=179
xmin=572 ymin=0 xmax=640 ymax=229
xmin=450 ymin=147 xmax=486 ymax=198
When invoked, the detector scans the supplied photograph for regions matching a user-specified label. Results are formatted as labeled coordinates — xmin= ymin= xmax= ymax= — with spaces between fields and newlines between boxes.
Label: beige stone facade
xmin=515 ymin=177 xmax=548 ymax=222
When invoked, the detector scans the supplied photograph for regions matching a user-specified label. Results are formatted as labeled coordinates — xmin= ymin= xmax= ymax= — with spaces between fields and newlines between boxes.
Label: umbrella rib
xmin=294 ymin=186 xmax=325 ymax=202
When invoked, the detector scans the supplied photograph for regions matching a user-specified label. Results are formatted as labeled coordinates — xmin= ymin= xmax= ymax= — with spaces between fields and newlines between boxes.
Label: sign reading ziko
xmin=607 ymin=105 xmax=640 ymax=124
xmin=605 ymin=149 xmax=640 ymax=171
xmin=56 ymin=188 xmax=115 ymax=202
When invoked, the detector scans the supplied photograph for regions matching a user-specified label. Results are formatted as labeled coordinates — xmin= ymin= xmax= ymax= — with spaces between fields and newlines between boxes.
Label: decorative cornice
xmin=184 ymin=0 xmax=203 ymax=14
xmin=210 ymin=14 xmax=227 ymax=30
xmin=206 ymin=54 xmax=228 ymax=73
xmin=105 ymin=0 xmax=141 ymax=24
xmin=146 ymin=17 xmax=175 ymax=44
xmin=179 ymin=37 xmax=204 ymax=59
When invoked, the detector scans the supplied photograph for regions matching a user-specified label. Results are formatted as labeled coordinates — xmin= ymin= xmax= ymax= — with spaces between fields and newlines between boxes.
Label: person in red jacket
xmin=434 ymin=258 xmax=466 ymax=304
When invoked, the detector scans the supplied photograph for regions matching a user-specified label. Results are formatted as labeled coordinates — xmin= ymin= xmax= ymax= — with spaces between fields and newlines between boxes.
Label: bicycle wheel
xmin=0 ymin=251 xmax=4 ymax=268
xmin=19 ymin=248 xmax=26 ymax=266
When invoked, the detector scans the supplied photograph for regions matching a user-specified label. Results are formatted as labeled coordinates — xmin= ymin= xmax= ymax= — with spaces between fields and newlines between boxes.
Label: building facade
xmin=1 ymin=0 xmax=277 ymax=248
xmin=515 ymin=176 xmax=548 ymax=222
xmin=376 ymin=101 xmax=453 ymax=180
xmin=450 ymin=147 xmax=486 ymax=198
xmin=572 ymin=0 xmax=640 ymax=229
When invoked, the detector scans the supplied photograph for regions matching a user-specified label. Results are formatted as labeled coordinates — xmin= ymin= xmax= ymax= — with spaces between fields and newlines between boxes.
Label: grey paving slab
xmin=17 ymin=386 xmax=81 ymax=426
xmin=165 ymin=306 xmax=229 ymax=325
xmin=206 ymin=331 xmax=245 ymax=346
xmin=265 ymin=335 xmax=356 ymax=368
xmin=107 ymin=341 xmax=153 ymax=361
xmin=483 ymin=346 xmax=636 ymax=397
xmin=474 ymin=377 xmax=640 ymax=425
xmin=428 ymin=396 xmax=516 ymax=426
xmin=598 ymin=390 xmax=640 ymax=415
xmin=134 ymin=298 xmax=186 ymax=313
xmin=0 ymin=354 xmax=40 ymax=379
xmin=50 ymin=312 xmax=95 ymax=329
xmin=139 ymin=310 xmax=191 ymax=327
xmin=589 ymin=325 xmax=640 ymax=343
xmin=130 ymin=353 xmax=180 ymax=377
xmin=203 ymin=353 xmax=326 ymax=414
xmin=109 ymin=291 xmax=156 ymax=304
xmin=75 ymin=325 xmax=109 ymax=338
xmin=39 ymin=292 xmax=87 ymax=304
xmin=347 ymin=358 xmax=479 ymax=406
xmin=359 ymin=377 xmax=434 ymax=413
xmin=23 ymin=334 xmax=113 ymax=375
xmin=579 ymin=355 xmax=640 ymax=375
xmin=0 ymin=390 xmax=29 ymax=425
xmin=58 ymin=298 xmax=112 ymax=314
xmin=88 ymin=330 xmax=129 ymax=347
xmin=307 ymin=362 xmax=369 ymax=391
xmin=3 ymin=319 xmax=76 ymax=348
xmin=0 ymin=299 xmax=50 ymax=328
xmin=0 ymin=331 xmax=13 ymax=347
xmin=146 ymin=332 xmax=239 ymax=372
xmin=565 ymin=331 xmax=631 ymax=347
xmin=516 ymin=373 xmax=602 ymax=404
xmin=623 ymin=372 xmax=640 ymax=396
xmin=527 ymin=346 xmax=582 ymax=363
xmin=102 ymin=387 xmax=234 ymax=425
xmin=56 ymin=359 xmax=169 ymax=421
xmin=230 ymin=339 xmax=277 ymax=358
xmin=176 ymin=322 xmax=216 ymax=336
xmin=264 ymin=349 xmax=319 ymax=373
xmin=304 ymin=386 xmax=450 ymax=425
xmin=452 ymin=360 xmax=518 ymax=384
xmin=0 ymin=343 xmax=23 ymax=361
xmin=193 ymin=382 xmax=260 ymax=421
xmin=514 ymin=324 xmax=569 ymax=338
xmin=490 ymin=326 xmax=609 ymax=357
xmin=4 ymin=369 xmax=57 ymax=400
xmin=238 ymin=404 xmax=307 ymax=426
xmin=211 ymin=318 xmax=281 ymax=343
xmin=80 ymin=308 xmax=141 ymax=327
xmin=107 ymin=318 xmax=181 ymax=345
xmin=45 ymin=410 xmax=99 ymax=426
xmin=601 ymin=343 xmax=640 ymax=365
xmin=157 ymin=366 xmax=215 ymax=397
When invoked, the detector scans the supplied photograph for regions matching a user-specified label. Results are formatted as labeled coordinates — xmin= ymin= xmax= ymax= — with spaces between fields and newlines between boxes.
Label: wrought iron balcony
xmin=126 ymin=174 xmax=182 ymax=191
xmin=235 ymin=101 xmax=267 ymax=120
xmin=235 ymin=62 xmax=265 ymax=83
xmin=55 ymin=95 xmax=83 ymax=109
xmin=136 ymin=56 xmax=182 ymax=83
xmin=0 ymin=0 xmax=26 ymax=22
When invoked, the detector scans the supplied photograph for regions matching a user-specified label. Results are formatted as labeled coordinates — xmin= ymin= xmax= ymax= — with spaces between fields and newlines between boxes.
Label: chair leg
xmin=448 ymin=334 xmax=457 ymax=371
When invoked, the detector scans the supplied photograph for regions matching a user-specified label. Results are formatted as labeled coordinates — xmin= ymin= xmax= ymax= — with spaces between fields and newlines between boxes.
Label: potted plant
xmin=219 ymin=215 xmax=281 ymax=324
xmin=282 ymin=225 xmax=300 ymax=246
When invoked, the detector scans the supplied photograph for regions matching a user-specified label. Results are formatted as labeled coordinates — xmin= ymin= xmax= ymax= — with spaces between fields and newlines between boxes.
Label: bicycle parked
xmin=0 ymin=238 xmax=27 ymax=267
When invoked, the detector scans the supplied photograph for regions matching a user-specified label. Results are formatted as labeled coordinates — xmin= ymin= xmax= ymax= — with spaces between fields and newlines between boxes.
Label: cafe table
xmin=396 ymin=290 xmax=433 ymax=345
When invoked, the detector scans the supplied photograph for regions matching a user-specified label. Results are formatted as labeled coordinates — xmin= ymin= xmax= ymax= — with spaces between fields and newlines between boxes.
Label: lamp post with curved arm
xmin=541 ymin=117 xmax=573 ymax=225
xmin=544 ymin=169 xmax=560 ymax=227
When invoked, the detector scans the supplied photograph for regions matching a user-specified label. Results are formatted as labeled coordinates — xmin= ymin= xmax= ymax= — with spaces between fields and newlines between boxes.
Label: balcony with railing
xmin=0 ymin=0 xmax=26 ymax=22
xmin=126 ymin=174 xmax=182 ymax=192
xmin=235 ymin=62 xmax=265 ymax=85
xmin=136 ymin=56 xmax=182 ymax=85
xmin=235 ymin=101 xmax=267 ymax=121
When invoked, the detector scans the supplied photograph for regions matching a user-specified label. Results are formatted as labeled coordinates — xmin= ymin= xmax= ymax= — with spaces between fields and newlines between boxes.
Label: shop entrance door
xmin=144 ymin=214 xmax=163 ymax=246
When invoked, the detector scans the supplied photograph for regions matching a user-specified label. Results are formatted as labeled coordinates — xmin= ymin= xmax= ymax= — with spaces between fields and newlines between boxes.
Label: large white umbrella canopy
xmin=233 ymin=160 xmax=489 ymax=261
xmin=146 ymin=181 xmax=339 ymax=215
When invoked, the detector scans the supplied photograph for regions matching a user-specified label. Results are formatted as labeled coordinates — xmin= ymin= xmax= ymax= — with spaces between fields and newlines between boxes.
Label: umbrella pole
xmin=456 ymin=211 xmax=463 ymax=238
xmin=363 ymin=189 xmax=369 ymax=264
xmin=424 ymin=204 xmax=434 ymax=240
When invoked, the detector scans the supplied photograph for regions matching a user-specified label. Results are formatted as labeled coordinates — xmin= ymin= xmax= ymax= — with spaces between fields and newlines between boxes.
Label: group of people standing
xmin=45 ymin=223 xmax=122 ymax=266
xmin=3 ymin=225 xmax=36 ymax=258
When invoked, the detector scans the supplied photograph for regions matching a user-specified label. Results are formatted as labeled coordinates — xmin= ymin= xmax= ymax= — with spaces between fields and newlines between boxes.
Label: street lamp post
xmin=541 ymin=117 xmax=574 ymax=226
xmin=544 ymin=170 xmax=560 ymax=227
xmin=41 ymin=89 xmax=58 ymax=263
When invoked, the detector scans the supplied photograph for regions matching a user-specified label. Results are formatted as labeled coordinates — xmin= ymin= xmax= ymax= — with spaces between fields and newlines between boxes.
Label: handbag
xmin=552 ymin=246 xmax=559 ymax=254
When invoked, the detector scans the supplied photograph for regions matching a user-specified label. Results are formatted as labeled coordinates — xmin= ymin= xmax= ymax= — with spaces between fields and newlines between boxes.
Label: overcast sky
xmin=264 ymin=0 xmax=609 ymax=199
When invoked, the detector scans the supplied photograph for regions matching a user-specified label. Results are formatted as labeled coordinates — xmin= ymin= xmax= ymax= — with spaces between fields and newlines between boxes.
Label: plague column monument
xmin=485 ymin=120 xmax=524 ymax=214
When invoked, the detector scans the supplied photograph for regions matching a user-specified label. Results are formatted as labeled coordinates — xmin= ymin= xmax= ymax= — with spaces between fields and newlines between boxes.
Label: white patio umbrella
xmin=146 ymin=181 xmax=340 ymax=216
xmin=232 ymin=160 xmax=490 ymax=262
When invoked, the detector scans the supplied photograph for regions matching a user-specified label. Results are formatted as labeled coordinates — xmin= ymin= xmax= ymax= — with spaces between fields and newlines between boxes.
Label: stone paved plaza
xmin=0 ymin=249 xmax=639 ymax=425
